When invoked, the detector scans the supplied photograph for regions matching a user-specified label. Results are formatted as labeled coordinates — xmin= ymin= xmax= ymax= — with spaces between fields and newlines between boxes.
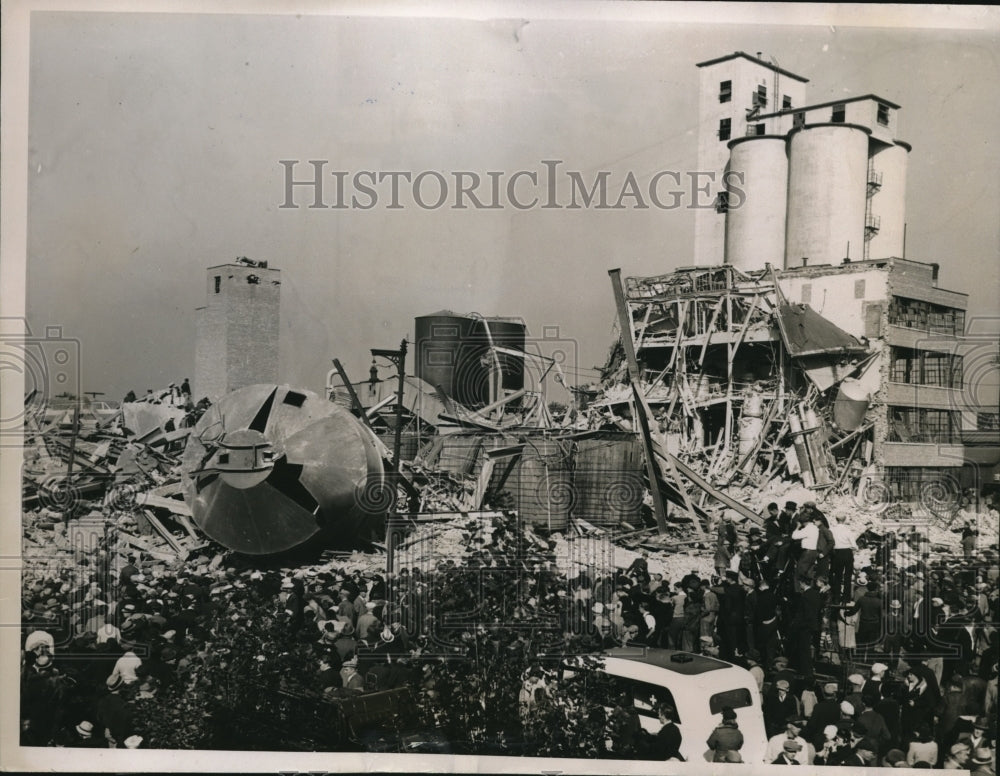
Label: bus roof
xmin=601 ymin=648 xmax=731 ymax=676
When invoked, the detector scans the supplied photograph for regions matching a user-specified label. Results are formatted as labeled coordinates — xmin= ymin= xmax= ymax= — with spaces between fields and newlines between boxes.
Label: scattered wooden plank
xmin=136 ymin=492 xmax=192 ymax=516
xmin=142 ymin=509 xmax=185 ymax=555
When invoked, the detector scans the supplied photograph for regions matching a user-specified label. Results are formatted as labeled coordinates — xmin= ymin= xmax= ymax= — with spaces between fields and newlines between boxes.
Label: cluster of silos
xmin=414 ymin=311 xmax=526 ymax=409
xmin=724 ymin=125 xmax=909 ymax=271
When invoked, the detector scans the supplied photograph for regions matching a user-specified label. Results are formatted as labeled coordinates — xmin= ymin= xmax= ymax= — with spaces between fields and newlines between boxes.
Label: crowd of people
xmin=18 ymin=501 xmax=999 ymax=767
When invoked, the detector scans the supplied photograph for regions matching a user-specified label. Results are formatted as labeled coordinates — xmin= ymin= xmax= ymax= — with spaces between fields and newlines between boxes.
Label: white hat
xmin=847 ymin=673 xmax=865 ymax=685
xmin=871 ymin=662 xmax=888 ymax=676
xmin=365 ymin=601 xmax=377 ymax=610
xmin=824 ymin=724 xmax=839 ymax=738
xmin=840 ymin=700 xmax=855 ymax=715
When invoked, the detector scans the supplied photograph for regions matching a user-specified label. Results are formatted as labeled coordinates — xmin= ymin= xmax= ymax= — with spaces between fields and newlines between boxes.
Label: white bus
xmin=563 ymin=647 xmax=768 ymax=763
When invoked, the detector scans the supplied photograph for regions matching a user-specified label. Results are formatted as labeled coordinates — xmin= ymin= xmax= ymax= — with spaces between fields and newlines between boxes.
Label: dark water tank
xmin=414 ymin=311 xmax=526 ymax=409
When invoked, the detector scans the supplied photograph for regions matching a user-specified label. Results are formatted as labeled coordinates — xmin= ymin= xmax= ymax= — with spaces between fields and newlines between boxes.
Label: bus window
xmin=606 ymin=676 xmax=681 ymax=722
xmin=708 ymin=688 xmax=752 ymax=715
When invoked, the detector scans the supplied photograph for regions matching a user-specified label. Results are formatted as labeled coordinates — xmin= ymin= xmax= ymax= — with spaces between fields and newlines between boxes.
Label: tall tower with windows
xmin=194 ymin=258 xmax=281 ymax=403
xmin=693 ymin=51 xmax=808 ymax=266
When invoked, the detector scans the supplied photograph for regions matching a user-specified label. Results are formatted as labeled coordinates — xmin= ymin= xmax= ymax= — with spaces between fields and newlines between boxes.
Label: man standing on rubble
xmin=829 ymin=514 xmax=858 ymax=604
xmin=715 ymin=514 xmax=737 ymax=578
xmin=791 ymin=508 xmax=820 ymax=590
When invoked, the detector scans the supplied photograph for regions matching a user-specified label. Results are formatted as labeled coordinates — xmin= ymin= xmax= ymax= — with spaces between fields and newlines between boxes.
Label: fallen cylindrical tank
xmin=181 ymin=384 xmax=386 ymax=555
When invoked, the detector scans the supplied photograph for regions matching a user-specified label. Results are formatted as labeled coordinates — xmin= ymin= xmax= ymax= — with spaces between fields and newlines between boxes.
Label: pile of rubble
xmin=21 ymin=390 xmax=210 ymax=575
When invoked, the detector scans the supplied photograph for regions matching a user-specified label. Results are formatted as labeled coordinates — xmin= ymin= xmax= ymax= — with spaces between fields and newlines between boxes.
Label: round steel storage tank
xmin=415 ymin=312 xmax=527 ymax=409
xmin=866 ymin=140 xmax=910 ymax=260
xmin=725 ymin=136 xmax=789 ymax=272
xmin=785 ymin=124 xmax=870 ymax=268
xmin=181 ymin=384 xmax=385 ymax=555
xmin=414 ymin=311 xmax=467 ymax=404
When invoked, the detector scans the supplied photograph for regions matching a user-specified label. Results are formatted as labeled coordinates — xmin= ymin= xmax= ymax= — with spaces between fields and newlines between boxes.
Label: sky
xmin=19 ymin=5 xmax=1000 ymax=406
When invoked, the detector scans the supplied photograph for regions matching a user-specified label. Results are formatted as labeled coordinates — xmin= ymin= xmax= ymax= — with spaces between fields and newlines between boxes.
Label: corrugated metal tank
xmin=785 ymin=124 xmax=870 ymax=267
xmin=503 ymin=437 xmax=573 ymax=532
xmin=725 ymin=136 xmax=789 ymax=272
xmin=414 ymin=312 xmax=526 ymax=409
xmin=572 ymin=433 xmax=644 ymax=529
xmin=866 ymin=140 xmax=910 ymax=260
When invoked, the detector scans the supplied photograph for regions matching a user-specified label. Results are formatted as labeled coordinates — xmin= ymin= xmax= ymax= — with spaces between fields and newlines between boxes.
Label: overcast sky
xmin=22 ymin=6 xmax=1000 ymax=404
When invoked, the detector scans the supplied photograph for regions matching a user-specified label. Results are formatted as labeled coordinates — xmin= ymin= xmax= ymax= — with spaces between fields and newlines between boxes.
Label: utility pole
xmin=371 ymin=339 xmax=408 ymax=501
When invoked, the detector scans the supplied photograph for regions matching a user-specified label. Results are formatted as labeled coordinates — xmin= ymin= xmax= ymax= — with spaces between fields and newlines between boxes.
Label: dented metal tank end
xmin=180 ymin=384 xmax=385 ymax=555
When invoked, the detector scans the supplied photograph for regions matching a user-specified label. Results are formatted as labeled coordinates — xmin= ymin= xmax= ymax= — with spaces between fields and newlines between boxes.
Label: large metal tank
xmin=785 ymin=124 xmax=870 ymax=267
xmin=414 ymin=311 xmax=526 ymax=409
xmin=181 ymin=384 xmax=386 ymax=555
xmin=866 ymin=140 xmax=910 ymax=260
xmin=414 ymin=311 xmax=466 ymax=405
xmin=725 ymin=135 xmax=789 ymax=272
xmin=571 ymin=433 xmax=644 ymax=529
xmin=496 ymin=436 xmax=573 ymax=532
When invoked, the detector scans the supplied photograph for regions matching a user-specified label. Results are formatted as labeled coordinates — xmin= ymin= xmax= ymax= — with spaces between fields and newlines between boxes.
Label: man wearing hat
xmin=96 ymin=675 xmax=132 ymax=748
xmin=842 ymin=737 xmax=878 ymax=767
xmin=719 ymin=569 xmax=747 ymax=660
xmin=942 ymin=740 xmax=972 ymax=769
xmin=772 ymin=737 xmax=804 ymax=765
xmin=762 ymin=503 xmax=786 ymax=579
xmin=339 ymin=657 xmax=364 ymax=694
xmin=706 ymin=705 xmax=744 ymax=762
xmin=845 ymin=671 xmax=867 ymax=708
xmin=883 ymin=600 xmax=907 ymax=664
xmin=766 ymin=715 xmax=812 ymax=764
xmin=970 ymin=747 xmax=996 ymax=776
xmin=806 ymin=680 xmax=842 ymax=742
xmin=792 ymin=576 xmax=829 ymax=677
xmin=355 ymin=600 xmax=382 ymax=643
xmin=763 ymin=677 xmax=800 ymax=738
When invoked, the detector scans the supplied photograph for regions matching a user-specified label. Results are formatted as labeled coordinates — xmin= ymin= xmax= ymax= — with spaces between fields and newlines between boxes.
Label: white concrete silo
xmin=866 ymin=140 xmax=910 ymax=259
xmin=785 ymin=124 xmax=871 ymax=268
xmin=725 ymin=136 xmax=789 ymax=272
